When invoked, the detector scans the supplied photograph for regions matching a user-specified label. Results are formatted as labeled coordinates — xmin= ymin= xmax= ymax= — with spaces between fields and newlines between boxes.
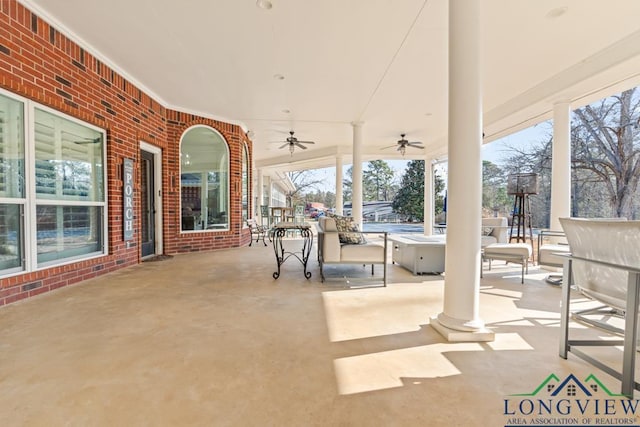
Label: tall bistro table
xmin=272 ymin=222 xmax=313 ymax=280
xmin=269 ymin=206 xmax=293 ymax=226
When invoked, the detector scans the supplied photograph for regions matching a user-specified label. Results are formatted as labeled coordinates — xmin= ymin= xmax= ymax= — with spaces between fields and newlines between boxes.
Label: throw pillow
xmin=481 ymin=226 xmax=493 ymax=236
xmin=331 ymin=214 xmax=366 ymax=245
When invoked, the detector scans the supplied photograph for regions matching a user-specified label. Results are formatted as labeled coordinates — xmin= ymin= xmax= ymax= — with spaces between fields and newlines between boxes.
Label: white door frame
xmin=140 ymin=141 xmax=163 ymax=256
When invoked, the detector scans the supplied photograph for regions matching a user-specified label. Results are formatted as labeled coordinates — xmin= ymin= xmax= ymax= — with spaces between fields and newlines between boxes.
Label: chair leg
xmin=383 ymin=262 xmax=387 ymax=287
xmin=559 ymin=259 xmax=573 ymax=359
xmin=319 ymin=260 xmax=325 ymax=283
xmin=621 ymin=272 xmax=640 ymax=397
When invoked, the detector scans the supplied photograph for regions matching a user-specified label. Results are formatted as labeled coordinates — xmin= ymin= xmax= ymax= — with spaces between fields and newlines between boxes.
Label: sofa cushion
xmin=341 ymin=243 xmax=384 ymax=263
xmin=538 ymin=243 xmax=569 ymax=267
xmin=481 ymin=235 xmax=498 ymax=248
xmin=484 ymin=243 xmax=532 ymax=258
xmin=331 ymin=214 xmax=366 ymax=245
xmin=482 ymin=217 xmax=508 ymax=243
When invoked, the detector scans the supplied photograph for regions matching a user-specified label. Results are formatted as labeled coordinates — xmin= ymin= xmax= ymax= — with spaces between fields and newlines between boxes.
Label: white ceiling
xmin=22 ymin=0 xmax=640 ymax=172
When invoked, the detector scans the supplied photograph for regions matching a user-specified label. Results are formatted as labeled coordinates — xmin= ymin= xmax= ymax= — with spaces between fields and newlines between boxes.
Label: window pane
xmin=0 ymin=204 xmax=23 ymax=272
xmin=242 ymin=144 xmax=249 ymax=222
xmin=34 ymin=108 xmax=104 ymax=201
xmin=0 ymin=94 xmax=25 ymax=198
xmin=180 ymin=127 xmax=229 ymax=231
xmin=36 ymin=205 xmax=103 ymax=264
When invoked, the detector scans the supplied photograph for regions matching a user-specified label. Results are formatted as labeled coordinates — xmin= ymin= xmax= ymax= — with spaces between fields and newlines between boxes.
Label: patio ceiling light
xmin=546 ymin=7 xmax=567 ymax=19
xmin=256 ymin=0 xmax=273 ymax=10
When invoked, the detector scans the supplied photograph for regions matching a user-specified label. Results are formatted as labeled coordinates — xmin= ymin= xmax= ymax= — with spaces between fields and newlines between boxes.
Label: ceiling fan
xmin=72 ymin=136 xmax=103 ymax=145
xmin=271 ymin=131 xmax=315 ymax=155
xmin=383 ymin=134 xmax=424 ymax=156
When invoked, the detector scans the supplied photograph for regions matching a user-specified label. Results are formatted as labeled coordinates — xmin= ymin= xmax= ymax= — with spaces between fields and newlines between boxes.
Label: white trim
xmin=0 ymin=87 xmax=109 ymax=276
xmin=24 ymin=94 xmax=36 ymax=272
xmin=140 ymin=141 xmax=163 ymax=256
xmin=19 ymin=0 xmax=166 ymax=108
xmin=242 ymin=142 xmax=250 ymax=227
xmin=19 ymin=0 xmax=249 ymax=133
xmin=178 ymin=125 xmax=231 ymax=233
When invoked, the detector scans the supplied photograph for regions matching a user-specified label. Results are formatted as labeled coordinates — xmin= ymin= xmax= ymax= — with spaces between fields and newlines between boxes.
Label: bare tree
xmin=572 ymin=88 xmax=640 ymax=219
xmin=500 ymin=138 xmax=553 ymax=228
xmin=286 ymin=170 xmax=324 ymax=207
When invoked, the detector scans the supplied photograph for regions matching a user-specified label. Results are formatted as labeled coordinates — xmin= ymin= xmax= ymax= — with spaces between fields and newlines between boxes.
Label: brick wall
xmin=0 ymin=0 xmax=252 ymax=306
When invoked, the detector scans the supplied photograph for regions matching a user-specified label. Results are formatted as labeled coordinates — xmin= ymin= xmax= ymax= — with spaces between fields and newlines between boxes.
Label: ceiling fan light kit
xmin=382 ymin=133 xmax=424 ymax=156
xmin=270 ymin=131 xmax=315 ymax=156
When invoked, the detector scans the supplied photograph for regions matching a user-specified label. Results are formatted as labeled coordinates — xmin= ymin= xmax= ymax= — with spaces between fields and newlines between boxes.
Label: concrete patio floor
xmin=0 ymin=239 xmax=636 ymax=426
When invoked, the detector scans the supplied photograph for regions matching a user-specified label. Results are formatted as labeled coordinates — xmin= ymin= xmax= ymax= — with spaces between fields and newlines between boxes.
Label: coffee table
xmin=388 ymin=234 xmax=446 ymax=275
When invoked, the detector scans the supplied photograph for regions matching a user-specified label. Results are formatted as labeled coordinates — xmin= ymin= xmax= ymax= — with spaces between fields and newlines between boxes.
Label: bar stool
xmin=260 ymin=205 xmax=270 ymax=227
xmin=293 ymin=205 xmax=305 ymax=224
xmin=271 ymin=207 xmax=283 ymax=225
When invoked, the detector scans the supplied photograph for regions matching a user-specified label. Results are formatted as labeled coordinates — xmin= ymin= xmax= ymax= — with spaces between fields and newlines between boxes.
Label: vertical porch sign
xmin=123 ymin=158 xmax=134 ymax=241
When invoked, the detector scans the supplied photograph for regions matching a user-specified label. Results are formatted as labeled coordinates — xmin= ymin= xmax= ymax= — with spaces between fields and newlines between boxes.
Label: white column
xmin=335 ymin=156 xmax=344 ymax=215
xmin=431 ymin=0 xmax=493 ymax=342
xmin=257 ymin=168 xmax=264 ymax=219
xmin=550 ymin=101 xmax=572 ymax=231
xmin=351 ymin=122 xmax=364 ymax=227
xmin=267 ymin=176 xmax=273 ymax=206
xmin=424 ymin=157 xmax=434 ymax=236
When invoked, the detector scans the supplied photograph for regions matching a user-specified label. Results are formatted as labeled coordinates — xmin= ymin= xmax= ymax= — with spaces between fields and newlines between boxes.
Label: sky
xmin=482 ymin=121 xmax=552 ymax=164
xmin=305 ymin=121 xmax=552 ymax=193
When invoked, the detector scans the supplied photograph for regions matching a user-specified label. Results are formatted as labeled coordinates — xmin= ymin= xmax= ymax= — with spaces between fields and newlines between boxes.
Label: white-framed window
xmin=241 ymin=143 xmax=249 ymax=223
xmin=180 ymin=126 xmax=230 ymax=231
xmin=0 ymin=93 xmax=25 ymax=274
xmin=0 ymin=89 xmax=108 ymax=277
xmin=271 ymin=185 xmax=286 ymax=207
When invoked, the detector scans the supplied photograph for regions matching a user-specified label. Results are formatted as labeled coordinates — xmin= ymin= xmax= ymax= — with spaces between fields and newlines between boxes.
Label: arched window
xmin=241 ymin=143 xmax=249 ymax=223
xmin=180 ymin=126 xmax=229 ymax=231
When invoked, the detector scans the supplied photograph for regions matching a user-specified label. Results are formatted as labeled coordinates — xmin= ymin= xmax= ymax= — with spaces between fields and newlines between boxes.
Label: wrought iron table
xmin=272 ymin=222 xmax=313 ymax=280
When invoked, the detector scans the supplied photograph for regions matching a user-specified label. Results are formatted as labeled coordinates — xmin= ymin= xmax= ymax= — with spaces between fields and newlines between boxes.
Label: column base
xmin=430 ymin=316 xmax=495 ymax=342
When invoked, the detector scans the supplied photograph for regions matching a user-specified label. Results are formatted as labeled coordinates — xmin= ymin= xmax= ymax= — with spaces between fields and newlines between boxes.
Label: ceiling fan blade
xmin=295 ymin=143 xmax=308 ymax=150
xmin=407 ymin=142 xmax=424 ymax=147
xmin=279 ymin=143 xmax=289 ymax=149
xmin=296 ymin=140 xmax=315 ymax=144
xmin=380 ymin=144 xmax=397 ymax=150
xmin=73 ymin=137 xmax=102 ymax=145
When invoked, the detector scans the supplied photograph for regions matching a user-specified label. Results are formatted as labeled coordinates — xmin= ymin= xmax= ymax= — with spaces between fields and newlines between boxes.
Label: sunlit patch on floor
xmin=485 ymin=332 xmax=533 ymax=351
xmin=333 ymin=343 xmax=482 ymax=395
